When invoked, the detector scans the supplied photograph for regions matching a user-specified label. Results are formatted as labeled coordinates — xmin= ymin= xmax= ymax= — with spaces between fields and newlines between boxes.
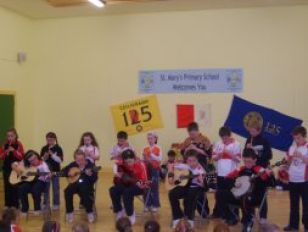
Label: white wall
xmin=0 ymin=7 xmax=35 ymax=147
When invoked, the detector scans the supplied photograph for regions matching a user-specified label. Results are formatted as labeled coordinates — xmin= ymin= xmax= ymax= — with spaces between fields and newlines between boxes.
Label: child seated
xmin=160 ymin=149 xmax=178 ymax=180
xmin=217 ymin=148 xmax=273 ymax=232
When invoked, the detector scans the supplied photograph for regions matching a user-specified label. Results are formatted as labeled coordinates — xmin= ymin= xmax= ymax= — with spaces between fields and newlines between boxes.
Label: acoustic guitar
xmin=10 ymin=165 xmax=102 ymax=185
xmin=9 ymin=166 xmax=56 ymax=185
xmin=165 ymin=169 xmax=216 ymax=191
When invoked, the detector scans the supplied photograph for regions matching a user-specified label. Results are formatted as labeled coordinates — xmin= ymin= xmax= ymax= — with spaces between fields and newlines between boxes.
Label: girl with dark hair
xmin=116 ymin=217 xmax=132 ymax=232
xmin=0 ymin=128 xmax=24 ymax=208
xmin=42 ymin=220 xmax=60 ymax=232
xmin=40 ymin=132 xmax=63 ymax=210
xmin=13 ymin=150 xmax=50 ymax=216
xmin=144 ymin=220 xmax=160 ymax=232
xmin=0 ymin=208 xmax=22 ymax=232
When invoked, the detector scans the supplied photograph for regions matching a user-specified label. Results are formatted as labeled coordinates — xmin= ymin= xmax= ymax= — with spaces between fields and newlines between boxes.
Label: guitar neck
xmin=270 ymin=159 xmax=287 ymax=169
xmin=180 ymin=174 xmax=200 ymax=180
xmin=83 ymin=166 xmax=102 ymax=173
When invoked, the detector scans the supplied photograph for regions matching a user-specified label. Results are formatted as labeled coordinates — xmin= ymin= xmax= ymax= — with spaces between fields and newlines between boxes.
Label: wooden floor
xmin=0 ymin=171 xmax=302 ymax=232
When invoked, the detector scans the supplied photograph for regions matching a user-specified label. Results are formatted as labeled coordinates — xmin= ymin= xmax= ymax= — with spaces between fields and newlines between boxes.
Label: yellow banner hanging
xmin=111 ymin=95 xmax=163 ymax=135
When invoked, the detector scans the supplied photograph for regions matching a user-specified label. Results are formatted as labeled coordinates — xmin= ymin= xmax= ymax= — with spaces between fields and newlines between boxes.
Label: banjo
xmin=231 ymin=159 xmax=287 ymax=198
xmin=231 ymin=175 xmax=252 ymax=198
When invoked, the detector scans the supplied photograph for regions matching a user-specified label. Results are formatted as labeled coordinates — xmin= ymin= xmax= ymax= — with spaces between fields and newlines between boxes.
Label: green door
xmin=0 ymin=94 xmax=15 ymax=171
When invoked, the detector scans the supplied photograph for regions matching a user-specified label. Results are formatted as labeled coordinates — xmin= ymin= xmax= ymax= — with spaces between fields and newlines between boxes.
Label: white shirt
xmin=287 ymin=142 xmax=308 ymax=183
xmin=110 ymin=143 xmax=134 ymax=159
xmin=79 ymin=145 xmax=100 ymax=163
xmin=110 ymin=143 xmax=134 ymax=175
xmin=37 ymin=161 xmax=50 ymax=182
xmin=174 ymin=163 xmax=205 ymax=188
xmin=12 ymin=160 xmax=50 ymax=182
xmin=213 ymin=139 xmax=241 ymax=177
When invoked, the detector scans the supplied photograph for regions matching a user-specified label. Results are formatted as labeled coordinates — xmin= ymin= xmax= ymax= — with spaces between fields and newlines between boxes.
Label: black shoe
xmin=225 ymin=219 xmax=238 ymax=226
xmin=283 ymin=225 xmax=298 ymax=231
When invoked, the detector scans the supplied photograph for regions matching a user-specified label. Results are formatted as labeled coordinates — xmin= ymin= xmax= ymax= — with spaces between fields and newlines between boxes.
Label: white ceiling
xmin=0 ymin=0 xmax=308 ymax=19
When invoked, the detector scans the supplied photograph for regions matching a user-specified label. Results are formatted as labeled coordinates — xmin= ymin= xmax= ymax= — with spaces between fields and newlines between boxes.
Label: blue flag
xmin=224 ymin=96 xmax=303 ymax=151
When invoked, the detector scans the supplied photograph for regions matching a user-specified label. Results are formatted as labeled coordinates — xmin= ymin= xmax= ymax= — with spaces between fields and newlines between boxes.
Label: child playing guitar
xmin=168 ymin=150 xmax=206 ymax=229
xmin=176 ymin=122 xmax=211 ymax=169
xmin=109 ymin=149 xmax=148 ymax=225
xmin=12 ymin=150 xmax=50 ymax=216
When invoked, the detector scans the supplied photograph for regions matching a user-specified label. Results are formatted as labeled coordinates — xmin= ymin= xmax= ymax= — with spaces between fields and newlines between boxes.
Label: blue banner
xmin=224 ymin=96 xmax=303 ymax=151
xmin=139 ymin=69 xmax=243 ymax=93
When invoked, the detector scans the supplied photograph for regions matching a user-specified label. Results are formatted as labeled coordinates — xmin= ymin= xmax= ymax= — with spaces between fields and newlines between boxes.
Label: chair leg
xmin=135 ymin=188 xmax=154 ymax=222
xmin=195 ymin=201 xmax=205 ymax=225
xmin=228 ymin=205 xmax=240 ymax=221
xmin=93 ymin=203 xmax=97 ymax=221
xmin=92 ymin=185 xmax=98 ymax=221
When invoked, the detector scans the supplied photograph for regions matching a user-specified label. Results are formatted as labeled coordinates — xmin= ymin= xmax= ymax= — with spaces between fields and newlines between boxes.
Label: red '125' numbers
xmin=122 ymin=105 xmax=152 ymax=127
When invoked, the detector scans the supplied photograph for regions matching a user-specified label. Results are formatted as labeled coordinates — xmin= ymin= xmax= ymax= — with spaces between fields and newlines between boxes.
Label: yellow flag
xmin=111 ymin=95 xmax=163 ymax=135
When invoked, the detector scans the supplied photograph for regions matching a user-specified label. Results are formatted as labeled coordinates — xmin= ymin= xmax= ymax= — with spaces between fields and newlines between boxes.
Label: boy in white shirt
xmin=110 ymin=131 xmax=134 ymax=160
xmin=168 ymin=150 xmax=206 ymax=229
xmin=211 ymin=126 xmax=241 ymax=219
xmin=110 ymin=131 xmax=134 ymax=175
xmin=284 ymin=126 xmax=308 ymax=232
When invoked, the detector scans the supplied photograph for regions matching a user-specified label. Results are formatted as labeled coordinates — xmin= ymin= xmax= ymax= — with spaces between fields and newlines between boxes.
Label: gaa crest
xmin=243 ymin=111 xmax=263 ymax=130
